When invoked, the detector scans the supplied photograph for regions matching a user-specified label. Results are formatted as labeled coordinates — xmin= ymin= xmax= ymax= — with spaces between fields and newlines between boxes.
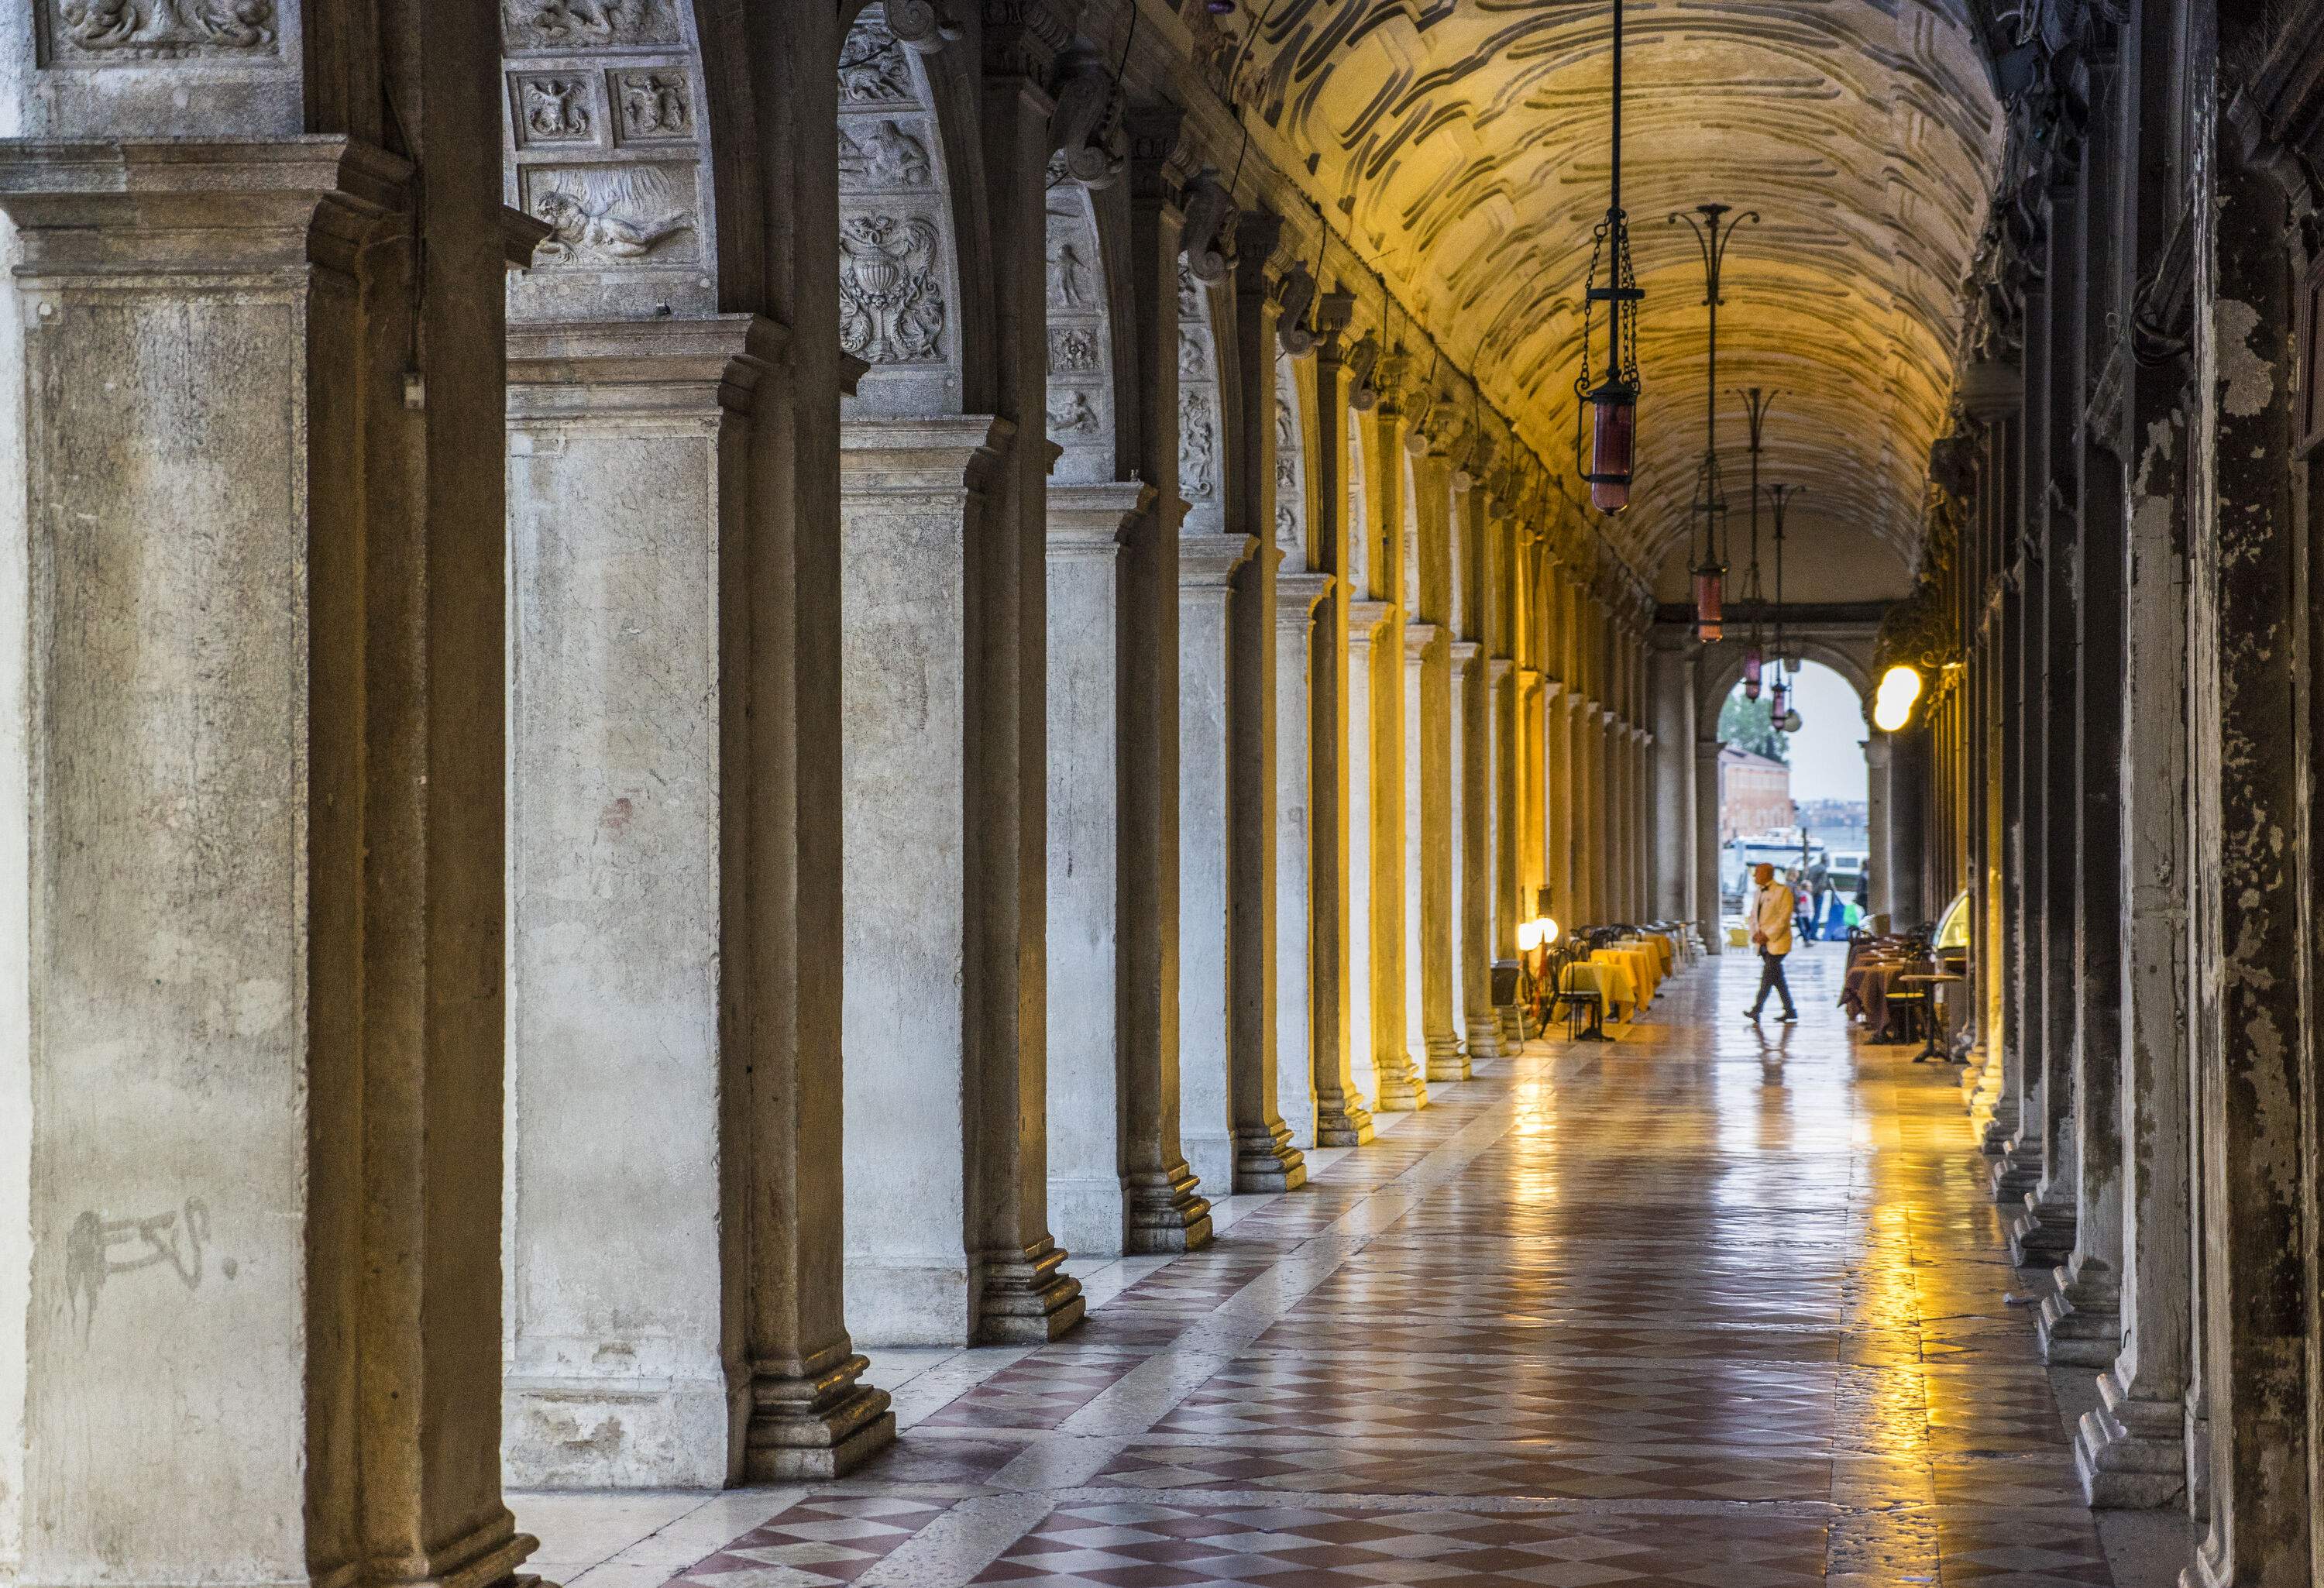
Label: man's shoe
xmin=1777 ymin=1011 xmax=1800 ymax=1023
xmin=1743 ymin=1008 xmax=1762 ymax=1021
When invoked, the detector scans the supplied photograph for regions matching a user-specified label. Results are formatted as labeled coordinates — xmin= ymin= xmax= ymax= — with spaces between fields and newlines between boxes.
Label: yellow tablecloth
xmin=1560 ymin=959 xmax=1638 ymax=1019
xmin=1628 ymin=934 xmax=1675 ymax=978
xmin=1592 ymin=947 xmax=1659 ymax=1008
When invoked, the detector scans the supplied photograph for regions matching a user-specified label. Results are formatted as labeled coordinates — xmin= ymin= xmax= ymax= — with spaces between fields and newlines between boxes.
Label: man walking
xmin=1745 ymin=861 xmax=1799 ymax=1023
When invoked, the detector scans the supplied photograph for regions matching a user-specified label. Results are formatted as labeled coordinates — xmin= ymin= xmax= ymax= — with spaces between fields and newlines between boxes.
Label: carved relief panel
xmin=33 ymin=0 xmax=299 ymax=137
xmin=501 ymin=0 xmax=713 ymax=321
xmin=1275 ymin=355 xmax=1308 ymax=570
xmin=42 ymin=0 xmax=280 ymax=62
xmin=837 ymin=4 xmax=960 ymax=416
xmin=1045 ymin=177 xmax=1113 ymax=484
xmin=1178 ymin=259 xmax=1223 ymax=528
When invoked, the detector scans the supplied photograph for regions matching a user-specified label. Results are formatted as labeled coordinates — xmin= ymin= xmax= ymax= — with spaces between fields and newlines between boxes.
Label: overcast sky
xmin=1783 ymin=660 xmax=1869 ymax=802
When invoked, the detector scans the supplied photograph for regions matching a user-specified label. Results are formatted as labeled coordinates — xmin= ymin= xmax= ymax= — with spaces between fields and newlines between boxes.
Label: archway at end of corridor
xmin=1713 ymin=659 xmax=1872 ymax=951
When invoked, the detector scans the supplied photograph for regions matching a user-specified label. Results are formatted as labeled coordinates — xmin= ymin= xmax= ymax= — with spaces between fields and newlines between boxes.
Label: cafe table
xmin=1592 ymin=945 xmax=1659 ymax=1008
xmin=1561 ymin=958 xmax=1638 ymax=1022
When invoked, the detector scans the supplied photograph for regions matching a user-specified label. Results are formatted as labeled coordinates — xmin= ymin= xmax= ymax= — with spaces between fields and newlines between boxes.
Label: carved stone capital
xmin=1047 ymin=46 xmax=1125 ymax=189
xmin=1179 ymin=170 xmax=1237 ymax=284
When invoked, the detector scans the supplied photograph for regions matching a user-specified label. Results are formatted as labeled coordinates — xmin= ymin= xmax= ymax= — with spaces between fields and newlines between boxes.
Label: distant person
xmin=1745 ymin=863 xmax=1800 ymax=1023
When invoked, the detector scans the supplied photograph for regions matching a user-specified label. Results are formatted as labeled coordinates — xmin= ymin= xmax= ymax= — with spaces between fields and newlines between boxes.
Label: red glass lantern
xmin=1693 ymin=566 xmax=1724 ymax=643
xmin=1583 ymin=381 xmax=1637 ymax=512
xmin=1742 ymin=648 xmax=1763 ymax=699
xmin=1768 ymin=678 xmax=1788 ymax=720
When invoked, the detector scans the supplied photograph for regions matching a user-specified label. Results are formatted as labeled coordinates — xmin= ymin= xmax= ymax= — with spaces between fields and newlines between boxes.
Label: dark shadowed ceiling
xmin=1213 ymin=0 xmax=2003 ymax=593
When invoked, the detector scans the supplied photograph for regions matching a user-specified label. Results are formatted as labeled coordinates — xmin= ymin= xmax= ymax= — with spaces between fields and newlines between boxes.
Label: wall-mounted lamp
xmin=1872 ymin=664 xmax=1923 ymax=731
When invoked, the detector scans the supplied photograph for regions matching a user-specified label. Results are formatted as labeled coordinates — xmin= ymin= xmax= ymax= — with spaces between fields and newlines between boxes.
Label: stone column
xmin=1047 ymin=485 xmax=1146 ymax=1257
xmin=1226 ymin=223 xmax=1303 ymax=1196
xmin=1346 ymin=599 xmax=1392 ymax=1109
xmin=2009 ymin=172 xmax=2084 ymax=1271
xmin=1403 ymin=621 xmax=1432 ymax=1075
xmin=1696 ymin=737 xmax=1726 ymax=952
xmin=503 ymin=318 xmax=770 ymax=1490
xmin=1460 ymin=639 xmax=1505 ymax=1060
xmin=2042 ymin=97 xmax=2127 ymax=1370
xmin=1651 ymin=641 xmax=1696 ymax=923
xmin=1179 ymin=532 xmax=1257 ymax=1197
xmin=1863 ymin=736 xmax=1894 ymax=922
xmin=1490 ymin=655 xmax=1521 ymax=1040
xmin=842 ymin=418 xmax=1078 ymax=1344
xmin=1305 ymin=302 xmax=1373 ymax=1146
xmin=1119 ymin=112 xmax=1212 ymax=1249
xmin=1274 ymin=572 xmax=1334 ymax=1148
xmin=2180 ymin=115 xmax=2312 ymax=1583
xmin=2074 ymin=9 xmax=2192 ymax=1499
xmin=0 ymin=136 xmax=545 ymax=1584
xmin=1518 ymin=670 xmax=1546 ymax=933
xmin=1411 ymin=620 xmax=1463 ymax=1080
xmin=1545 ymin=673 xmax=1571 ymax=927
xmin=1360 ymin=422 xmax=1422 ymax=1113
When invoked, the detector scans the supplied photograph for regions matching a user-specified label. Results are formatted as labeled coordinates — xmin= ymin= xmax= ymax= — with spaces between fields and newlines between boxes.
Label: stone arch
xmin=1695 ymin=633 xmax=1876 ymax=726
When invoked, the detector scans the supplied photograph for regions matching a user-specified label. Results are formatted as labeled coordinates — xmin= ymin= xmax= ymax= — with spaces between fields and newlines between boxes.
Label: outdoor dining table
xmin=1631 ymin=933 xmax=1676 ymax=978
xmin=1561 ymin=958 xmax=1639 ymax=1021
xmin=1841 ymin=957 xmax=1932 ymax=1039
xmin=1592 ymin=945 xmax=1659 ymax=1008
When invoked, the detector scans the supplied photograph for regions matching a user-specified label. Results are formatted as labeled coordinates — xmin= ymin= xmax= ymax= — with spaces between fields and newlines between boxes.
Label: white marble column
xmin=1695 ymin=737 xmax=1726 ymax=952
xmin=1651 ymin=642 xmax=1696 ymax=922
xmin=1179 ymin=533 xmax=1257 ymax=1198
xmin=1346 ymin=600 xmax=1392 ymax=1109
xmin=1274 ymin=573 xmax=1334 ymax=1148
xmin=503 ymin=318 xmax=769 ymax=1489
xmin=1047 ymin=483 xmax=1145 ymax=1256
xmin=841 ymin=415 xmax=1009 ymax=1346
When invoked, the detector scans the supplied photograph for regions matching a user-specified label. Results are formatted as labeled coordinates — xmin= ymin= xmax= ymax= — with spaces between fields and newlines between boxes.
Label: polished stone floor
xmin=517 ymin=944 xmax=2161 ymax=1587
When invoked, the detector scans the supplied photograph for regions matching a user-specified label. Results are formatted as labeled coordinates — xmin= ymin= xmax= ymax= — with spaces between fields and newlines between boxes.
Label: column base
xmin=1126 ymin=1161 xmax=1214 ymax=1253
xmin=1495 ymin=1005 xmax=1522 ymax=1044
xmin=2008 ymin=1192 xmax=2077 ymax=1270
xmin=976 ymin=1239 xmax=1087 ymax=1344
xmin=1464 ymin=1014 xmax=1507 ymax=1061
xmin=1373 ymin=1055 xmax=1428 ymax=1111
xmin=745 ymin=1347 xmax=896 ymax=1480
xmin=1425 ymin=1035 xmax=1470 ymax=1081
xmin=1990 ymin=1141 xmax=2042 ymax=1204
xmin=1315 ymin=1093 xmax=1375 ymax=1146
xmin=1233 ymin=1122 xmax=1308 ymax=1193
xmin=2037 ymin=1256 xmax=2121 ymax=1367
xmin=2075 ymin=1368 xmax=2188 ymax=1508
xmin=504 ymin=1372 xmax=739 ymax=1489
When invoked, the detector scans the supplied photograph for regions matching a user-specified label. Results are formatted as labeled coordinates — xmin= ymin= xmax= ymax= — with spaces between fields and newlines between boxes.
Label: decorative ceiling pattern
xmin=1214 ymin=0 xmax=2003 ymax=580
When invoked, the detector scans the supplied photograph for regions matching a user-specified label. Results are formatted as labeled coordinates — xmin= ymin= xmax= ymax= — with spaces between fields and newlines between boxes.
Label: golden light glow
xmin=1516 ymin=916 xmax=1560 ymax=952
xmin=1872 ymin=665 xmax=1923 ymax=731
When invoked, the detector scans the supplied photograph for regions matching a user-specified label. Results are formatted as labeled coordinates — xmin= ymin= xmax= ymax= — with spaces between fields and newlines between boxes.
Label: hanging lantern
xmin=1693 ymin=565 xmax=1724 ymax=643
xmin=1742 ymin=648 xmax=1763 ymax=700
xmin=1781 ymin=708 xmax=1803 ymax=733
xmin=1768 ymin=676 xmax=1788 ymax=720
xmin=1573 ymin=0 xmax=1642 ymax=516
xmin=1673 ymin=201 xmax=1755 ymax=645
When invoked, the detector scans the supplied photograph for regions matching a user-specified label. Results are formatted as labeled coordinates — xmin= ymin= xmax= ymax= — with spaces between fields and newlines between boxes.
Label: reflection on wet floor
xmin=520 ymin=942 xmax=2148 ymax=1586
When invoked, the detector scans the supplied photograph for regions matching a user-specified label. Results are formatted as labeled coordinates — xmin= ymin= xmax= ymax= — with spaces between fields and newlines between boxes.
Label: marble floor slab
xmin=514 ymin=943 xmax=2189 ymax=1587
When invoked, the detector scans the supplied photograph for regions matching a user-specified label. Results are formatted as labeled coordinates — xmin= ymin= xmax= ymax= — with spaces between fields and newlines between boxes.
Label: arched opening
xmin=1713 ymin=658 xmax=1870 ymax=944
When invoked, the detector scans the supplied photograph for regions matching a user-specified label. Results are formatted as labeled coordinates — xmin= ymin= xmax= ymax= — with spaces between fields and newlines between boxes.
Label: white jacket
xmin=1752 ymin=882 xmax=1796 ymax=955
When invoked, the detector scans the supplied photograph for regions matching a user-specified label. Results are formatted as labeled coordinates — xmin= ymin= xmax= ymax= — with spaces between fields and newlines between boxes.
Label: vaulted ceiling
xmin=1219 ymin=0 xmax=2003 ymax=593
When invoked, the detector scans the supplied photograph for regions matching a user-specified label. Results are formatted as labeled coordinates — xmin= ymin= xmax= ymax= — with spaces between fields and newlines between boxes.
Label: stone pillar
xmin=1346 ymin=599 xmax=1391 ymax=1109
xmin=1545 ymin=672 xmax=1572 ymax=927
xmin=1403 ymin=621 xmax=1432 ymax=1074
xmin=842 ymin=417 xmax=1077 ymax=1344
xmin=2180 ymin=115 xmax=2312 ymax=1585
xmin=1274 ymin=572 xmax=1333 ymax=1148
xmin=1696 ymin=737 xmax=1726 ymax=953
xmin=1226 ymin=225 xmax=1303 ymax=1197
xmin=1179 ymin=532 xmax=1257 ymax=1197
xmin=0 ymin=130 xmax=546 ymax=1582
xmin=1305 ymin=302 xmax=1373 ymax=1147
xmin=2042 ymin=97 xmax=2127 ymax=1370
xmin=1490 ymin=655 xmax=1521 ymax=1040
xmin=1047 ymin=484 xmax=1145 ymax=1257
xmin=1411 ymin=620 xmax=1463 ymax=1080
xmin=1650 ymin=641 xmax=1696 ymax=922
xmin=1862 ymin=736 xmax=1894 ymax=923
xmin=2010 ymin=170 xmax=2084 ymax=1272
xmin=1517 ymin=670 xmax=1546 ymax=927
xmin=503 ymin=318 xmax=770 ymax=1489
xmin=1119 ymin=113 xmax=1213 ymax=1250
xmin=1359 ymin=416 xmax=1422 ymax=1113
xmin=1460 ymin=639 xmax=1505 ymax=1060
xmin=2074 ymin=10 xmax=2192 ymax=1500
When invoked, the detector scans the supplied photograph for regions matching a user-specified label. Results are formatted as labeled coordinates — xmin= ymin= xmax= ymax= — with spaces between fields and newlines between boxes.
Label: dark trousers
xmin=1752 ymin=948 xmax=1796 ymax=1017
